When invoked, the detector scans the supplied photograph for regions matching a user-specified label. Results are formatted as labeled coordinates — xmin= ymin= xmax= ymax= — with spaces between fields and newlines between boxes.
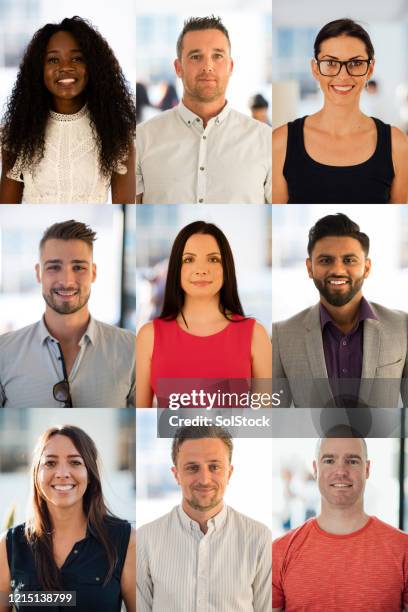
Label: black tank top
xmin=283 ymin=116 xmax=394 ymax=203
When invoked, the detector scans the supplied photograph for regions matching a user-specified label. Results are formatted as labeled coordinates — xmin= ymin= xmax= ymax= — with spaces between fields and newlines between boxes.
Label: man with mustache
xmin=273 ymin=436 xmax=408 ymax=611
xmin=136 ymin=426 xmax=271 ymax=611
xmin=273 ymin=213 xmax=408 ymax=407
xmin=0 ymin=219 xmax=135 ymax=407
xmin=136 ymin=15 xmax=272 ymax=204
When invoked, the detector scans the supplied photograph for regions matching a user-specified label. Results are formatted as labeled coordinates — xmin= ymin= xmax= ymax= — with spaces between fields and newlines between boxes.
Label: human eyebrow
xmin=206 ymin=252 xmax=221 ymax=256
xmin=71 ymin=259 xmax=89 ymax=264
xmin=44 ymin=454 xmax=83 ymax=458
xmin=320 ymin=453 xmax=336 ymax=460
xmin=320 ymin=55 xmax=366 ymax=61
xmin=182 ymin=251 xmax=196 ymax=256
xmin=46 ymin=48 xmax=82 ymax=54
xmin=187 ymin=49 xmax=202 ymax=57
xmin=44 ymin=259 xmax=62 ymax=265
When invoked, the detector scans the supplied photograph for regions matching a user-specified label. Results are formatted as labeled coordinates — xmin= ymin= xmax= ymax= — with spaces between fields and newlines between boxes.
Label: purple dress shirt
xmin=320 ymin=297 xmax=378 ymax=380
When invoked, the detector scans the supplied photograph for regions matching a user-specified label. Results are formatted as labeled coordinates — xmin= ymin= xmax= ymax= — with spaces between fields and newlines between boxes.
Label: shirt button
xmin=198 ymin=198 xmax=204 ymax=203
xmin=73 ymin=549 xmax=78 ymax=554
xmin=196 ymin=118 xmax=200 ymax=122
xmin=95 ymin=577 xmax=100 ymax=582
xmin=203 ymin=135 xmax=207 ymax=139
xmin=342 ymin=340 xmax=347 ymax=346
xmin=200 ymin=166 xmax=205 ymax=171
xmin=342 ymin=368 xmax=348 ymax=374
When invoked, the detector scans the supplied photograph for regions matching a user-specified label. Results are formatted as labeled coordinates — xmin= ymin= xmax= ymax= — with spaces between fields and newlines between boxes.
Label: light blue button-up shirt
xmin=0 ymin=317 xmax=135 ymax=407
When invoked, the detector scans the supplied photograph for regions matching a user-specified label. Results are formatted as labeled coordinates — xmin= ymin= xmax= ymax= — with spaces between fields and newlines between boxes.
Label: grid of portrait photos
xmin=1 ymin=0 xmax=408 ymax=611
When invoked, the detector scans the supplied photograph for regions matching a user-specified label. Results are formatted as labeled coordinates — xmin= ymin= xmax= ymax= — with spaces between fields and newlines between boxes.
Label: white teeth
xmin=332 ymin=484 xmax=351 ymax=487
xmin=55 ymin=290 xmax=77 ymax=295
xmin=58 ymin=78 xmax=75 ymax=84
xmin=53 ymin=485 xmax=75 ymax=491
xmin=333 ymin=85 xmax=353 ymax=91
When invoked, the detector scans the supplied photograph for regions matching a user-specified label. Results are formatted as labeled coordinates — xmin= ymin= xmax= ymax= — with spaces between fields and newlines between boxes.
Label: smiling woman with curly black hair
xmin=0 ymin=16 xmax=136 ymax=204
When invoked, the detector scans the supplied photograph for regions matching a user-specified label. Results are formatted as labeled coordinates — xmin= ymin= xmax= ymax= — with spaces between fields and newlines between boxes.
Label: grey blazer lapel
xmin=304 ymin=305 xmax=333 ymax=405
xmin=361 ymin=318 xmax=381 ymax=378
xmin=304 ymin=305 xmax=328 ymax=378
xmin=359 ymin=317 xmax=381 ymax=404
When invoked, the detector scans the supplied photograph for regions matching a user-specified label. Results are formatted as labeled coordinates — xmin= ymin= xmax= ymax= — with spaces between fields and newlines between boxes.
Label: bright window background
xmin=0 ymin=204 xmax=134 ymax=332
xmin=272 ymin=204 xmax=408 ymax=323
xmin=272 ymin=437 xmax=400 ymax=538
xmin=136 ymin=409 xmax=272 ymax=530
xmin=272 ymin=0 xmax=408 ymax=128
xmin=136 ymin=205 xmax=272 ymax=333
xmin=0 ymin=408 xmax=136 ymax=527
xmin=136 ymin=0 xmax=271 ymax=121
xmin=0 ymin=0 xmax=135 ymax=115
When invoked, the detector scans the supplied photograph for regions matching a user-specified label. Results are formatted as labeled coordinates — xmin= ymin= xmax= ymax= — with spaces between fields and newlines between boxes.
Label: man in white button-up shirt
xmin=137 ymin=425 xmax=272 ymax=612
xmin=0 ymin=220 xmax=135 ymax=408
xmin=136 ymin=16 xmax=272 ymax=204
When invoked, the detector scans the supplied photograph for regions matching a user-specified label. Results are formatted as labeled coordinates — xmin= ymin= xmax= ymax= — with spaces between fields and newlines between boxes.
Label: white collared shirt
xmin=136 ymin=504 xmax=272 ymax=612
xmin=0 ymin=316 xmax=135 ymax=408
xmin=136 ymin=102 xmax=272 ymax=204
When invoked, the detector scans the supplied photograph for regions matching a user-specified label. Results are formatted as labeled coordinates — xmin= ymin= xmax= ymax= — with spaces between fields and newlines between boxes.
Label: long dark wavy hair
xmin=26 ymin=425 xmax=119 ymax=589
xmin=1 ymin=16 xmax=135 ymax=177
xmin=160 ymin=221 xmax=245 ymax=321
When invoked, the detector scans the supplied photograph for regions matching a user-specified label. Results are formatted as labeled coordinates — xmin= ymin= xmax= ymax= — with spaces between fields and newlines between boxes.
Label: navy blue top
xmin=6 ymin=518 xmax=131 ymax=612
xmin=283 ymin=116 xmax=394 ymax=204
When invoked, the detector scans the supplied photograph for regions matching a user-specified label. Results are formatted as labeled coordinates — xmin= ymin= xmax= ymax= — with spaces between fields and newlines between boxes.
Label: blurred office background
xmin=272 ymin=437 xmax=407 ymax=536
xmin=0 ymin=408 xmax=136 ymax=529
xmin=136 ymin=0 xmax=271 ymax=123
xmin=136 ymin=205 xmax=272 ymax=334
xmin=0 ymin=205 xmax=136 ymax=333
xmin=136 ymin=408 xmax=272 ymax=529
xmin=0 ymin=0 xmax=135 ymax=116
xmin=272 ymin=0 xmax=408 ymax=129
xmin=272 ymin=204 xmax=408 ymax=322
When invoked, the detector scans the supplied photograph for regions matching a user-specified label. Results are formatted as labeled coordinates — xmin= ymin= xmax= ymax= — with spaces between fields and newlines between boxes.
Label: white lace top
xmin=7 ymin=105 xmax=126 ymax=203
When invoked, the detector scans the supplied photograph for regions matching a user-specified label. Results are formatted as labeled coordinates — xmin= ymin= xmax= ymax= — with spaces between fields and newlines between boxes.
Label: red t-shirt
xmin=273 ymin=516 xmax=408 ymax=611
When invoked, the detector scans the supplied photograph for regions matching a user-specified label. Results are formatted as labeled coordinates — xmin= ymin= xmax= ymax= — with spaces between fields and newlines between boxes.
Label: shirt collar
xmin=38 ymin=315 xmax=97 ymax=346
xmin=177 ymin=504 xmax=228 ymax=533
xmin=177 ymin=100 xmax=231 ymax=128
xmin=320 ymin=297 xmax=378 ymax=331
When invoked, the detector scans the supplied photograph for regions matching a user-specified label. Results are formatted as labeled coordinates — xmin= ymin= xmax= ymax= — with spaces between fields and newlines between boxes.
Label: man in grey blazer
xmin=273 ymin=213 xmax=408 ymax=408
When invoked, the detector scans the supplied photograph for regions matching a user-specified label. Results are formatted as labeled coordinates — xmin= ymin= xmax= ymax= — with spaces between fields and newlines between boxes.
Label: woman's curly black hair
xmin=1 ymin=16 xmax=135 ymax=177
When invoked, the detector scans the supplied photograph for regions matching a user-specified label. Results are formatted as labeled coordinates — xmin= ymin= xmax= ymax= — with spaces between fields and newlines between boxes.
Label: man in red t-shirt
xmin=273 ymin=437 xmax=408 ymax=612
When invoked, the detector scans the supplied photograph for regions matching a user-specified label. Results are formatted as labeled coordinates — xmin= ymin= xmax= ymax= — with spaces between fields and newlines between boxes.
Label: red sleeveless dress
xmin=151 ymin=316 xmax=255 ymax=407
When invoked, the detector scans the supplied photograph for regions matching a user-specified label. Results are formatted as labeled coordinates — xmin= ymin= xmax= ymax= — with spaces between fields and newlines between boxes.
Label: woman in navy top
xmin=0 ymin=425 xmax=135 ymax=612
xmin=272 ymin=18 xmax=408 ymax=204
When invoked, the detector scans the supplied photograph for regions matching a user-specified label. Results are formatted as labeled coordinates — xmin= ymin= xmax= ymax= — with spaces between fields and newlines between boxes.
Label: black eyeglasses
xmin=53 ymin=342 xmax=73 ymax=408
xmin=315 ymin=58 xmax=372 ymax=77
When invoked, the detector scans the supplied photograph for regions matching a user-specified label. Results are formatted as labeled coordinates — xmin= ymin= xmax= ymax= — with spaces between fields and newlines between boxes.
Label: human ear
xmin=35 ymin=263 xmax=41 ymax=284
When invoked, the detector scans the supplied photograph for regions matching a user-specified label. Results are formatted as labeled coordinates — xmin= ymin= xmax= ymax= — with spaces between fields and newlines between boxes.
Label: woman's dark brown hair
xmin=160 ymin=220 xmax=245 ymax=321
xmin=25 ymin=425 xmax=118 ymax=589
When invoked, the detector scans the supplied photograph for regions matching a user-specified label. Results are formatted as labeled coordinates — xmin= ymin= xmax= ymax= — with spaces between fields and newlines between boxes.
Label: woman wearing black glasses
xmin=0 ymin=425 xmax=135 ymax=612
xmin=272 ymin=18 xmax=408 ymax=204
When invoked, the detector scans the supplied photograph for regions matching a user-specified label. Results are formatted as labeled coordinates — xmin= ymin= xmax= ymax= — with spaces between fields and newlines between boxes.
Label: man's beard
xmin=313 ymin=275 xmax=365 ymax=307
xmin=186 ymin=79 xmax=223 ymax=103
xmin=43 ymin=288 xmax=90 ymax=315
xmin=185 ymin=487 xmax=221 ymax=512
